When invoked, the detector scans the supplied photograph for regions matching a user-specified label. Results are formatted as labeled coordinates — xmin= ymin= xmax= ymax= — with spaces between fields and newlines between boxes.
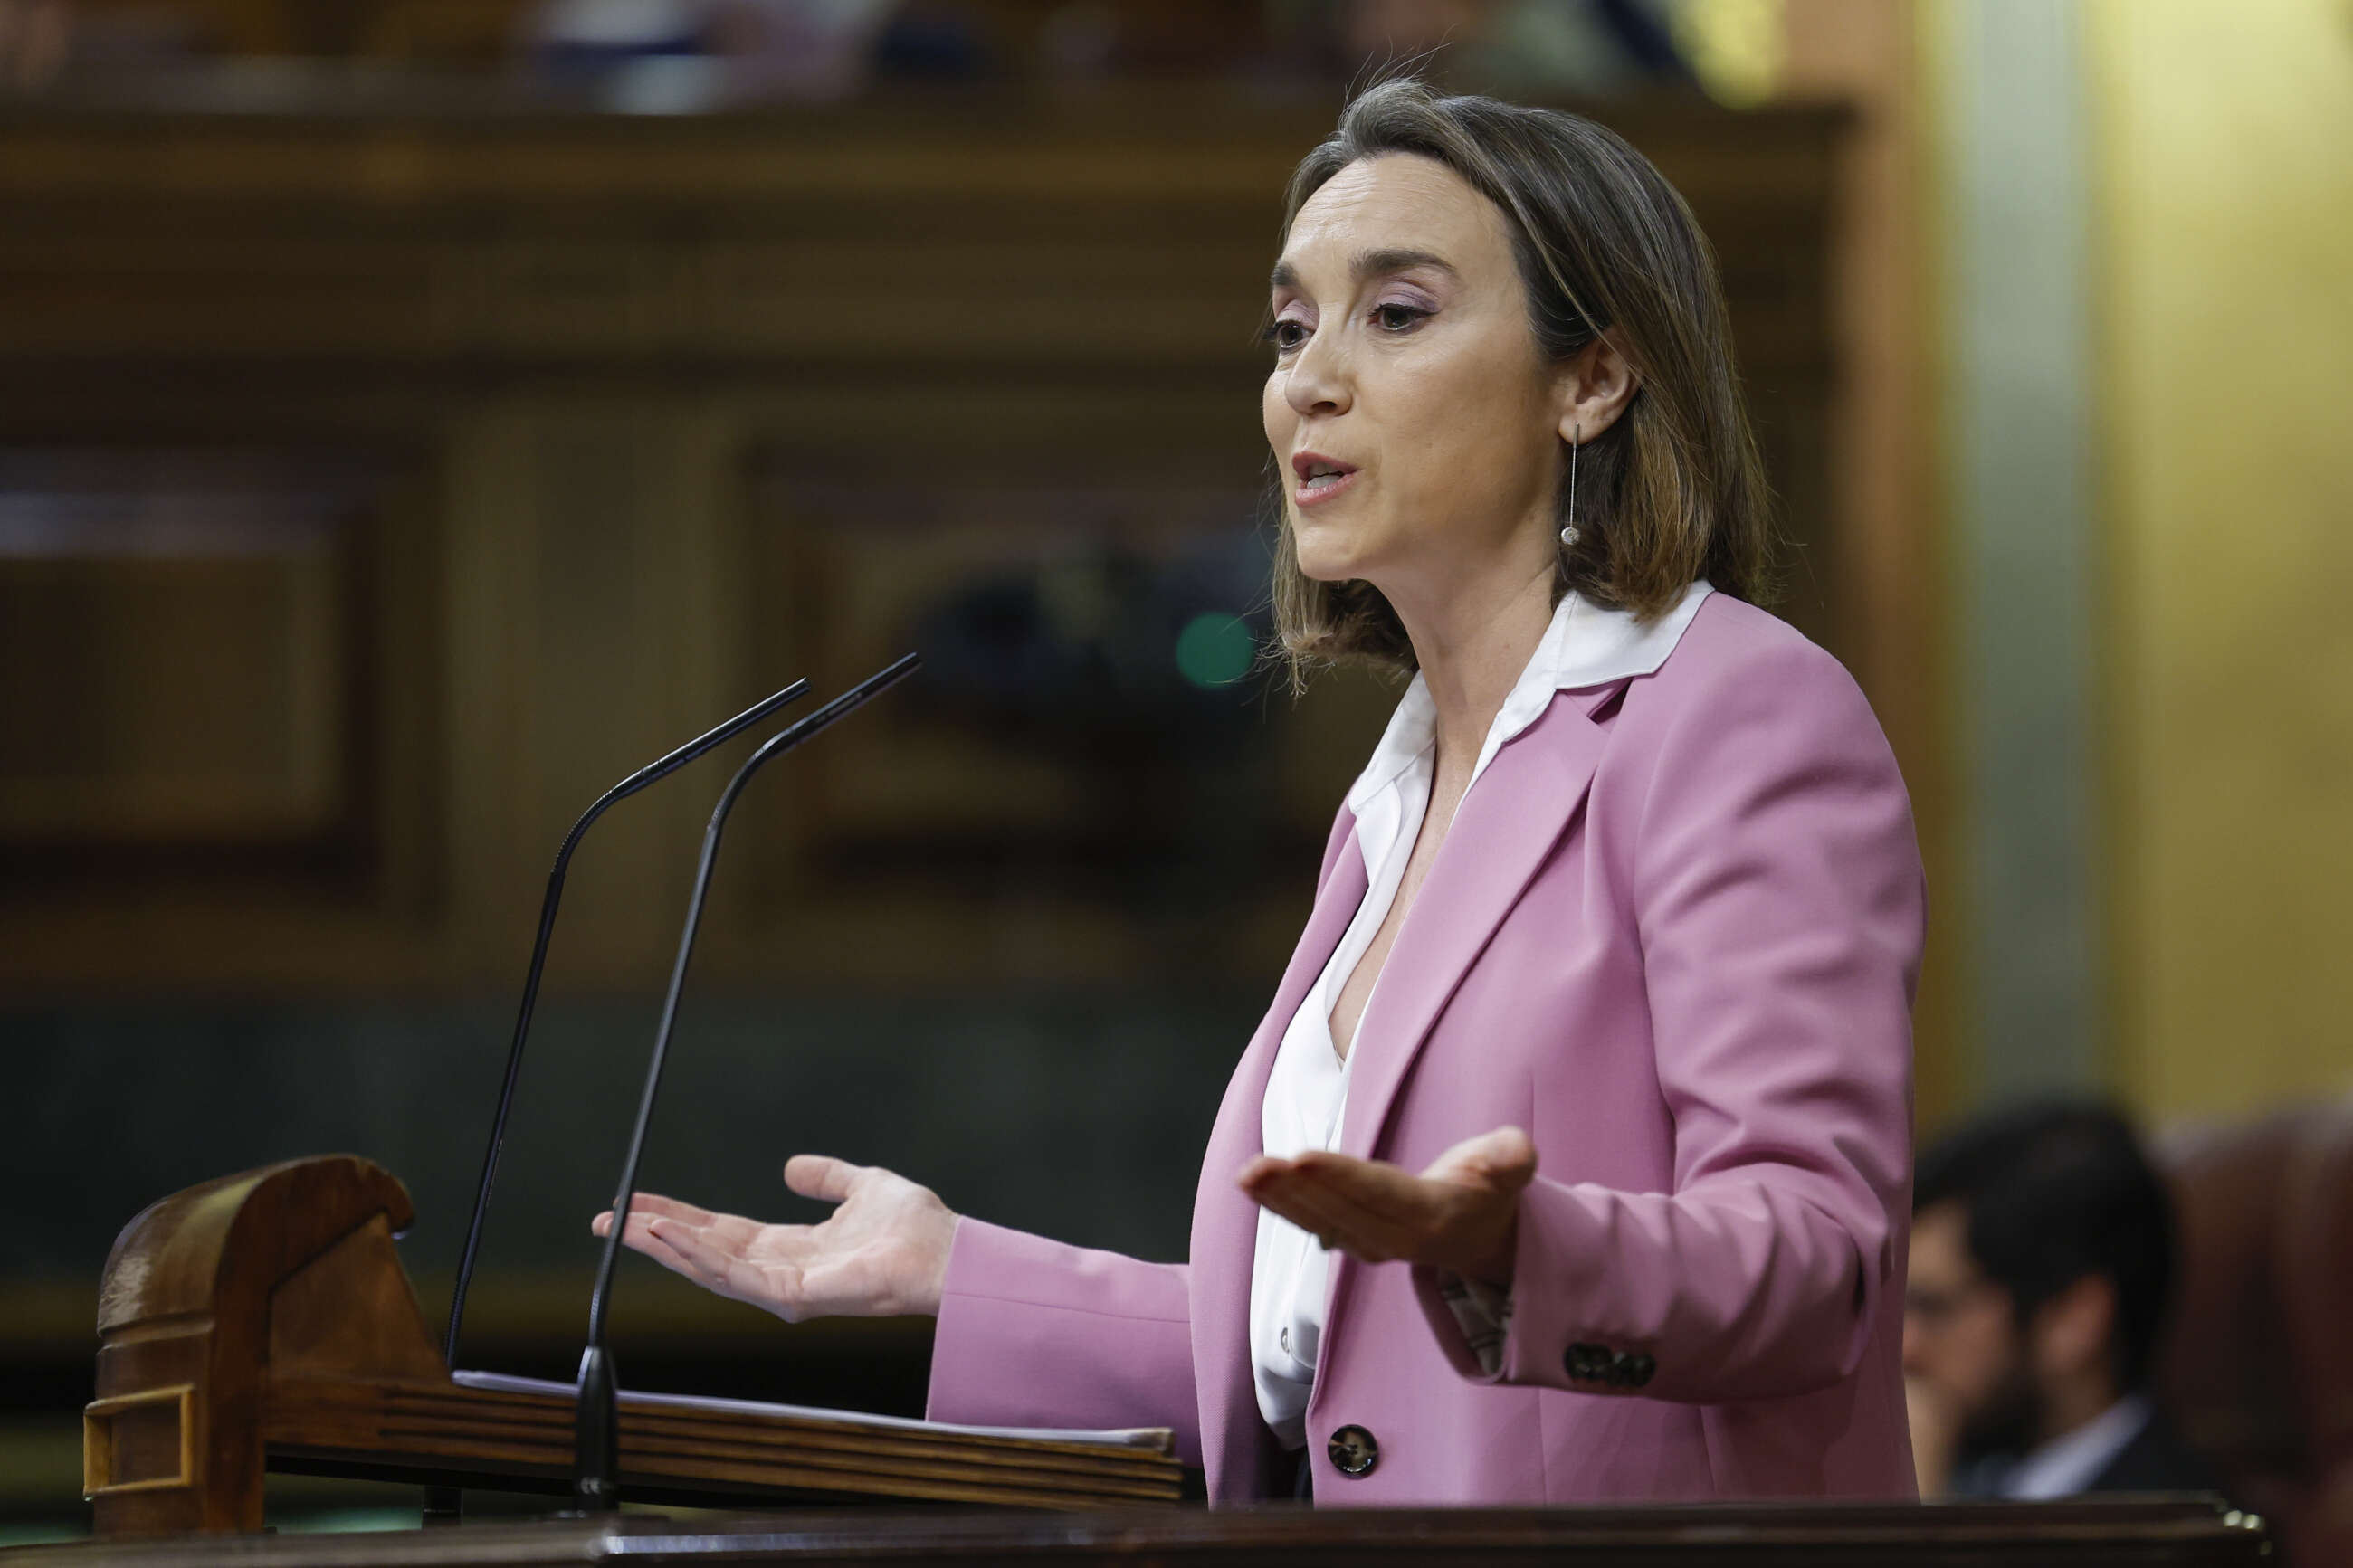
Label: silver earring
xmin=1558 ymin=424 xmax=1582 ymax=551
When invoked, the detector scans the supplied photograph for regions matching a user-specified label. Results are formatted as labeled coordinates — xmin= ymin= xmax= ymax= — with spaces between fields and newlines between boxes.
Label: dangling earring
xmin=1558 ymin=423 xmax=1582 ymax=551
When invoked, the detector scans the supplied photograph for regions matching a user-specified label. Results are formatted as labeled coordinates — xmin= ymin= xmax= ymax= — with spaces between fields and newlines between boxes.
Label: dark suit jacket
xmin=1951 ymin=1405 xmax=2228 ymax=1501
xmin=2088 ymin=1409 xmax=2227 ymax=1497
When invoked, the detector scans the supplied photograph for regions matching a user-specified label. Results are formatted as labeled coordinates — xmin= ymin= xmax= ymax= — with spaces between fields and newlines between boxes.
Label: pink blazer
xmin=928 ymin=594 xmax=1925 ymax=1504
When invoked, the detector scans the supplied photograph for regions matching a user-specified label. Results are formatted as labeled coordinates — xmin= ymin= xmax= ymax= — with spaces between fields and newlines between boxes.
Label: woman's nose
xmin=1281 ymin=331 xmax=1351 ymax=418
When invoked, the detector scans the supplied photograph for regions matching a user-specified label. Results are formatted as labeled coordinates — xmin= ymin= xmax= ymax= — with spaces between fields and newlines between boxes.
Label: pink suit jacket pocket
xmin=929 ymin=595 xmax=1925 ymax=1505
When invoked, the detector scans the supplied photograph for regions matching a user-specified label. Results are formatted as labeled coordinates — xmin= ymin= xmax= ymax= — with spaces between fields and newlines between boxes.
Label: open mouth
xmin=1291 ymin=451 xmax=1359 ymax=506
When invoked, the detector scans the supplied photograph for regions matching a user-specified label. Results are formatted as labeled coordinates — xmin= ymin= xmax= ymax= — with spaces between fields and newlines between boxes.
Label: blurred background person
xmin=1904 ymin=1102 xmax=2223 ymax=1501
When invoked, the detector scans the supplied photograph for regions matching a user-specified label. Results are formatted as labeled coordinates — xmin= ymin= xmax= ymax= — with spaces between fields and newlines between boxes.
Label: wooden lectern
xmin=81 ymin=1156 xmax=1183 ymax=1537
xmin=75 ymin=1156 xmax=2270 ymax=1568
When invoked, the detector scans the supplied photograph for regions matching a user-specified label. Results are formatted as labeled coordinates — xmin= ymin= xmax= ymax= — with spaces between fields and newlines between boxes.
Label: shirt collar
xmin=1999 ymin=1395 xmax=2155 ymax=1500
xmin=1346 ymin=580 xmax=1713 ymax=814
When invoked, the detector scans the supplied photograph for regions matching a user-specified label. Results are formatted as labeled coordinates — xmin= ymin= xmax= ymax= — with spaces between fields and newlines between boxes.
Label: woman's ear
xmin=1556 ymin=333 xmax=1639 ymax=444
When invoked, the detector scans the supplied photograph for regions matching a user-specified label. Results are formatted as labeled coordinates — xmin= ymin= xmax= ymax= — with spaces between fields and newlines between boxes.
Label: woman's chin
xmin=1291 ymin=532 xmax=1375 ymax=585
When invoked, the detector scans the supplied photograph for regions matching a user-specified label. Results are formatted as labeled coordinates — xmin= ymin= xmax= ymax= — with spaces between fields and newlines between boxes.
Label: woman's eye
xmin=1373 ymin=303 xmax=1428 ymax=333
xmin=1264 ymin=318 xmax=1310 ymax=352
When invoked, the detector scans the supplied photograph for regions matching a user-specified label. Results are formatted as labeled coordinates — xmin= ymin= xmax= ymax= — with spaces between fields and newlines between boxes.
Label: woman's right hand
xmin=590 ymin=1155 xmax=958 ymax=1320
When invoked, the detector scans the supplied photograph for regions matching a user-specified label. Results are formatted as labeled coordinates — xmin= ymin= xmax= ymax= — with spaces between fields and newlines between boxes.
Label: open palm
xmin=1239 ymin=1125 xmax=1536 ymax=1287
xmin=591 ymin=1155 xmax=959 ymax=1321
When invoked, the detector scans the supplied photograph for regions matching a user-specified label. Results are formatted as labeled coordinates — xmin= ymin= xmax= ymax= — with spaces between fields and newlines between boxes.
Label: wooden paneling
xmin=0 ymin=96 xmax=1845 ymax=993
xmin=0 ymin=456 xmax=367 ymax=850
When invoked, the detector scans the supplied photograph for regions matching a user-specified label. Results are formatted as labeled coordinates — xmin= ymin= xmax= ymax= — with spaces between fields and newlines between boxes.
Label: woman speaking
xmin=595 ymin=80 xmax=1924 ymax=1506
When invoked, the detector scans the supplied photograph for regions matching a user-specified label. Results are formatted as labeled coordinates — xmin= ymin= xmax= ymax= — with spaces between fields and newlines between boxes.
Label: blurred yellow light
xmin=1674 ymin=0 xmax=1786 ymax=109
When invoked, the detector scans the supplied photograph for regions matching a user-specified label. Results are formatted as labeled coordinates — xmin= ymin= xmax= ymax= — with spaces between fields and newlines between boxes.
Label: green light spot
xmin=1175 ymin=612 xmax=1254 ymax=689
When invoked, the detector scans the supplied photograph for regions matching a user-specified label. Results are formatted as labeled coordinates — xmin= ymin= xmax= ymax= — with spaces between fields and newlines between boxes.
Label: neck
xmin=1386 ymin=556 xmax=1558 ymax=778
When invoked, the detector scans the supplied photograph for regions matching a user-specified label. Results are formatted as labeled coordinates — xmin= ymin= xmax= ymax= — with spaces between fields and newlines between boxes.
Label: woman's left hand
xmin=1239 ymin=1126 xmax=1537 ymax=1288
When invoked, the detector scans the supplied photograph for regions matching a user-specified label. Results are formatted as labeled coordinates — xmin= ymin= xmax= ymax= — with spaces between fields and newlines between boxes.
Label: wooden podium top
xmin=80 ymin=1157 xmax=1180 ymax=1537
xmin=9 ymin=1498 xmax=2268 ymax=1568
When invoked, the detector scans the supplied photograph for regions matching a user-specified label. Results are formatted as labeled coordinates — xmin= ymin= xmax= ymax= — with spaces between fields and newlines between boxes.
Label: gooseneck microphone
xmin=571 ymin=652 xmax=921 ymax=1512
xmin=439 ymin=679 xmax=812 ymax=1384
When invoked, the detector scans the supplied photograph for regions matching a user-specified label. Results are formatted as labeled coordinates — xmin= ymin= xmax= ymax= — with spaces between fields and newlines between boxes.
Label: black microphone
xmin=571 ymin=652 xmax=922 ymax=1513
xmin=439 ymin=680 xmax=812 ymax=1383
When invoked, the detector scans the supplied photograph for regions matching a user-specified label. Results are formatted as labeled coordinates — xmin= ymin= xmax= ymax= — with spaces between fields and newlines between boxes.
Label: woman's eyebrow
xmin=1351 ymin=247 xmax=1457 ymax=281
xmin=1268 ymin=248 xmax=1459 ymax=292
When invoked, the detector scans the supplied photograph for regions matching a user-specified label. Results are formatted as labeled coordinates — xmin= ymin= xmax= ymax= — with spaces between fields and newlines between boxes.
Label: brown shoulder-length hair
xmin=1272 ymin=79 xmax=1773 ymax=680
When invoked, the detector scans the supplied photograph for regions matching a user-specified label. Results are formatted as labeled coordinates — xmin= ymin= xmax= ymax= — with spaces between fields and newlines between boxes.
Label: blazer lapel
xmin=1188 ymin=821 xmax=1367 ymax=1498
xmin=1300 ymin=689 xmax=1613 ymax=1431
xmin=1335 ymin=687 xmax=1614 ymax=1165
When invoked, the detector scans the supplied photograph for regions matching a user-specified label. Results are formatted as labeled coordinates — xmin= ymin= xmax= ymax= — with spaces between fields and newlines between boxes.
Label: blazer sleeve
xmin=1417 ymin=635 xmax=1923 ymax=1403
xmin=926 ymin=1217 xmax=1202 ymax=1465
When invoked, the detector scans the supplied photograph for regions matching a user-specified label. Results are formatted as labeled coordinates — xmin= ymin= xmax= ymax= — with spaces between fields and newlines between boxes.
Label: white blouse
xmin=1247 ymin=582 xmax=1714 ymax=1448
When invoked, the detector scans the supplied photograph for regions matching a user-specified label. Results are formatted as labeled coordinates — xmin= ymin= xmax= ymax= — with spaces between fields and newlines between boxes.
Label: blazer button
xmin=1327 ymin=1424 xmax=1378 ymax=1478
xmin=1565 ymin=1342 xmax=1614 ymax=1383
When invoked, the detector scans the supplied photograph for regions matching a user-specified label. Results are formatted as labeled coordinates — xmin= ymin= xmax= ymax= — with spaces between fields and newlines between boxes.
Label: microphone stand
xmin=424 ymin=680 xmax=809 ymax=1525
xmin=571 ymin=653 xmax=921 ymax=1512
